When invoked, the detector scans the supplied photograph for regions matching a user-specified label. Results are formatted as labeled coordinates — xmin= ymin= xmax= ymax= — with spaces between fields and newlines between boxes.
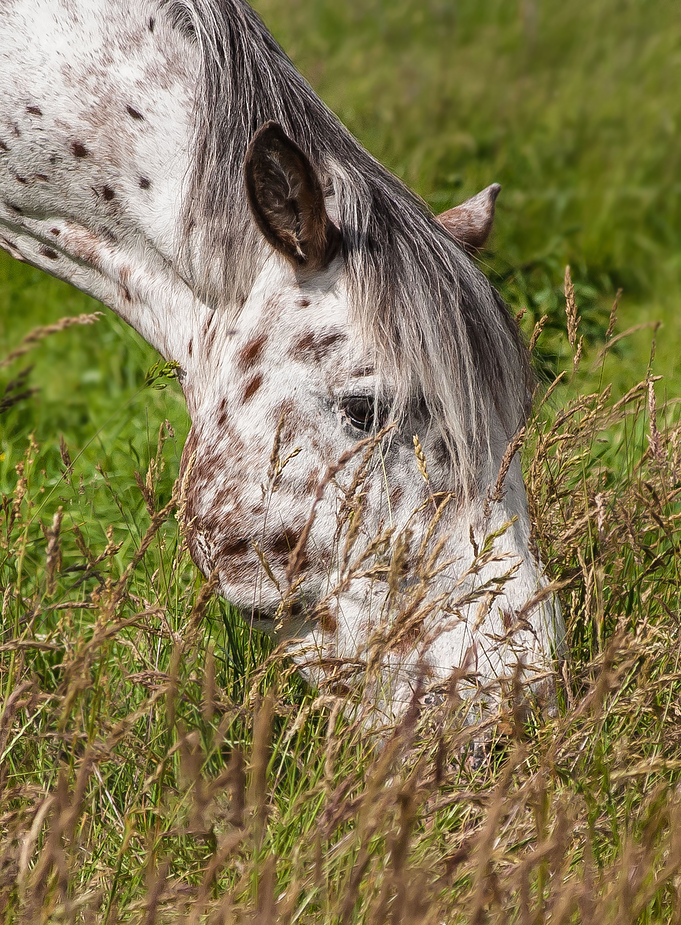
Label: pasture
xmin=1 ymin=0 xmax=681 ymax=921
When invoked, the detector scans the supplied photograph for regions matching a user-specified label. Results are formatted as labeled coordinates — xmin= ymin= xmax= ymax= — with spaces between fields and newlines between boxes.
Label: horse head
xmin=0 ymin=0 xmax=564 ymax=725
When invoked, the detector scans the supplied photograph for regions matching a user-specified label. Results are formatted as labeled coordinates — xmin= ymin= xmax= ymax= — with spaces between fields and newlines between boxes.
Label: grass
xmin=3 ymin=332 xmax=681 ymax=921
xmin=2 ymin=0 xmax=681 ymax=920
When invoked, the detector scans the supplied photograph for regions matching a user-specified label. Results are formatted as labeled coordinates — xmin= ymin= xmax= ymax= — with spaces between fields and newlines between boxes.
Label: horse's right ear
xmin=437 ymin=184 xmax=501 ymax=253
xmin=244 ymin=122 xmax=340 ymax=270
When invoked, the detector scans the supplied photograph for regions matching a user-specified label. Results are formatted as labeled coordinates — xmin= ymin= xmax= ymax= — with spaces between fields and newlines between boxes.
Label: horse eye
xmin=341 ymin=396 xmax=377 ymax=432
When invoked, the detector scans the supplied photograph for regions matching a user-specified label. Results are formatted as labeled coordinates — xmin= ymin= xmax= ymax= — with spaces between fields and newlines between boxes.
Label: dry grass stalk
xmin=529 ymin=313 xmax=548 ymax=353
xmin=3 ymin=282 xmax=681 ymax=923
xmin=0 ymin=366 xmax=36 ymax=415
xmin=484 ymin=425 xmax=527 ymax=515
xmin=413 ymin=433 xmax=429 ymax=484
xmin=606 ymin=288 xmax=622 ymax=340
xmin=0 ymin=313 xmax=102 ymax=369
xmin=43 ymin=506 xmax=63 ymax=596
xmin=114 ymin=491 xmax=178 ymax=594
xmin=647 ymin=376 xmax=664 ymax=464
xmin=593 ymin=320 xmax=659 ymax=367
xmin=58 ymin=435 xmax=73 ymax=475
xmin=564 ymin=265 xmax=580 ymax=349
xmin=248 ymin=692 xmax=274 ymax=850
xmin=564 ymin=265 xmax=583 ymax=372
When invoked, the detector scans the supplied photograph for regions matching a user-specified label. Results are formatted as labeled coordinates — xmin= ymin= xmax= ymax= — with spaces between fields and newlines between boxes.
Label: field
xmin=2 ymin=0 xmax=681 ymax=921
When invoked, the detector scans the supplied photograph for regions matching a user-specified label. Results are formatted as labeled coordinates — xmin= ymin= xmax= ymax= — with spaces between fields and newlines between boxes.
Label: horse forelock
xmin=160 ymin=0 xmax=532 ymax=491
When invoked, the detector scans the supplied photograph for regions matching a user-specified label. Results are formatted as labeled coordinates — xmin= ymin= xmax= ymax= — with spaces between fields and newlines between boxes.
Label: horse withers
xmin=0 ymin=0 xmax=564 ymax=725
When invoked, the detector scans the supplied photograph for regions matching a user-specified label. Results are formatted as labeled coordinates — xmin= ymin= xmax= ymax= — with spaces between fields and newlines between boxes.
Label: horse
xmin=0 ymin=0 xmax=564 ymax=725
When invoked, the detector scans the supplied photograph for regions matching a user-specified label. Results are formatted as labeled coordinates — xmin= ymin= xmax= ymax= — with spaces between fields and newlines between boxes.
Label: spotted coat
xmin=0 ymin=0 xmax=564 ymax=724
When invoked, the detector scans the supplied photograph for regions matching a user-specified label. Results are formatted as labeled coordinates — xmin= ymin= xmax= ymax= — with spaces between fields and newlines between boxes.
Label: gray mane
xmin=162 ymin=0 xmax=532 ymax=491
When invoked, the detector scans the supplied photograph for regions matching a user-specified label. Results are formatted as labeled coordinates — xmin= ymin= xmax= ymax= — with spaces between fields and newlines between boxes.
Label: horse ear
xmin=437 ymin=184 xmax=501 ymax=252
xmin=244 ymin=121 xmax=340 ymax=270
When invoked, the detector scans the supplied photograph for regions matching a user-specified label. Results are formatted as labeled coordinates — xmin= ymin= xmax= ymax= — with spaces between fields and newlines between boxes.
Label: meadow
xmin=2 ymin=0 xmax=681 ymax=920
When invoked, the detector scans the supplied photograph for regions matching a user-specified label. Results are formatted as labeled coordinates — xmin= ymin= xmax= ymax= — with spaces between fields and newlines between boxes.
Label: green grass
xmin=2 ymin=0 xmax=681 ymax=921
xmin=262 ymin=0 xmax=681 ymax=386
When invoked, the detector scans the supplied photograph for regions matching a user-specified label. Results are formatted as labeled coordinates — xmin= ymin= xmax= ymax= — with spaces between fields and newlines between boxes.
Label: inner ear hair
xmin=437 ymin=183 xmax=501 ymax=253
xmin=244 ymin=121 xmax=339 ymax=270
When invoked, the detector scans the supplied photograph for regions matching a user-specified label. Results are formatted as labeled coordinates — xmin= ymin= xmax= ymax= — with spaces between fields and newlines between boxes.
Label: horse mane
xmin=161 ymin=0 xmax=532 ymax=491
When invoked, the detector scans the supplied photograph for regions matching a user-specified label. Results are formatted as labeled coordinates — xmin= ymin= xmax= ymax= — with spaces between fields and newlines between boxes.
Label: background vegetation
xmin=1 ymin=0 xmax=681 ymax=920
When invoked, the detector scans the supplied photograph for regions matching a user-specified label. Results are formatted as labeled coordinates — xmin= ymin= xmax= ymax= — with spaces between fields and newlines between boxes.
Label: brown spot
xmin=391 ymin=623 xmax=423 ymax=655
xmin=26 ymin=105 xmax=42 ymax=116
xmin=102 ymin=185 xmax=115 ymax=201
xmin=305 ymin=468 xmax=321 ymax=494
xmin=222 ymin=430 xmax=244 ymax=458
xmin=316 ymin=603 xmax=337 ymax=634
xmin=350 ymin=364 xmax=376 ymax=378
xmin=50 ymin=227 xmax=60 ymax=236
xmin=241 ymin=373 xmax=263 ymax=404
xmin=310 ymin=432 xmax=333 ymax=458
xmin=0 ymin=141 xmax=8 ymax=152
xmin=204 ymin=324 xmax=217 ymax=355
xmin=269 ymin=529 xmax=308 ymax=571
xmin=148 ymin=16 xmax=155 ymax=31
xmin=270 ymin=529 xmax=299 ymax=556
xmin=237 ymin=333 xmax=267 ymax=372
xmin=8 ymin=204 xmax=23 ymax=215
xmin=233 ymin=561 xmax=261 ymax=586
xmin=291 ymin=329 xmax=344 ymax=361
xmin=39 ymin=246 xmax=58 ymax=260
xmin=188 ymin=338 xmax=194 ymax=357
xmin=72 ymin=141 xmax=89 ymax=158
xmin=268 ymin=398 xmax=295 ymax=432
xmin=126 ymin=105 xmax=144 ymax=120
xmin=296 ymin=297 xmax=310 ymax=308
xmin=390 ymin=484 xmax=404 ymax=509
xmin=292 ymin=331 xmax=314 ymax=356
xmin=139 ymin=176 xmax=151 ymax=189
xmin=15 ymin=175 xmax=27 ymax=184
xmin=122 ymin=286 xmax=132 ymax=302
xmin=217 ymin=535 xmax=251 ymax=560
xmin=215 ymin=397 xmax=233 ymax=427
xmin=35 ymin=174 xmax=49 ymax=182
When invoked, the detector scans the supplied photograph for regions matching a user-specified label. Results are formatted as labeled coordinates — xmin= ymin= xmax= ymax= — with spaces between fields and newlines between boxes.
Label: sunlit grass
xmin=2 ymin=263 xmax=681 ymax=923
xmin=2 ymin=0 xmax=681 ymax=920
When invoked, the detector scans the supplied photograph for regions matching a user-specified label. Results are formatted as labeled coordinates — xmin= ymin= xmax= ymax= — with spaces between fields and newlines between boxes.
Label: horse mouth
xmin=244 ymin=597 xmax=318 ymax=637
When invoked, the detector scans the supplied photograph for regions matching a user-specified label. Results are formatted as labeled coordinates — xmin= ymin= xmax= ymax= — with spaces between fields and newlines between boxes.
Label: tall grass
xmin=2 ymin=0 xmax=681 ymax=920
xmin=2 ymin=273 xmax=681 ymax=922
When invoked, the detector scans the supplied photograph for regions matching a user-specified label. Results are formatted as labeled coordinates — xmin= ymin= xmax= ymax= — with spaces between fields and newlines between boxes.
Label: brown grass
xmin=2 ymin=289 xmax=681 ymax=923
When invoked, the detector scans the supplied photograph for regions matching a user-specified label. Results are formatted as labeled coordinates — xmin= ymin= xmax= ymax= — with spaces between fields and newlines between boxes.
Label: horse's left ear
xmin=244 ymin=121 xmax=340 ymax=270
xmin=437 ymin=184 xmax=501 ymax=252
